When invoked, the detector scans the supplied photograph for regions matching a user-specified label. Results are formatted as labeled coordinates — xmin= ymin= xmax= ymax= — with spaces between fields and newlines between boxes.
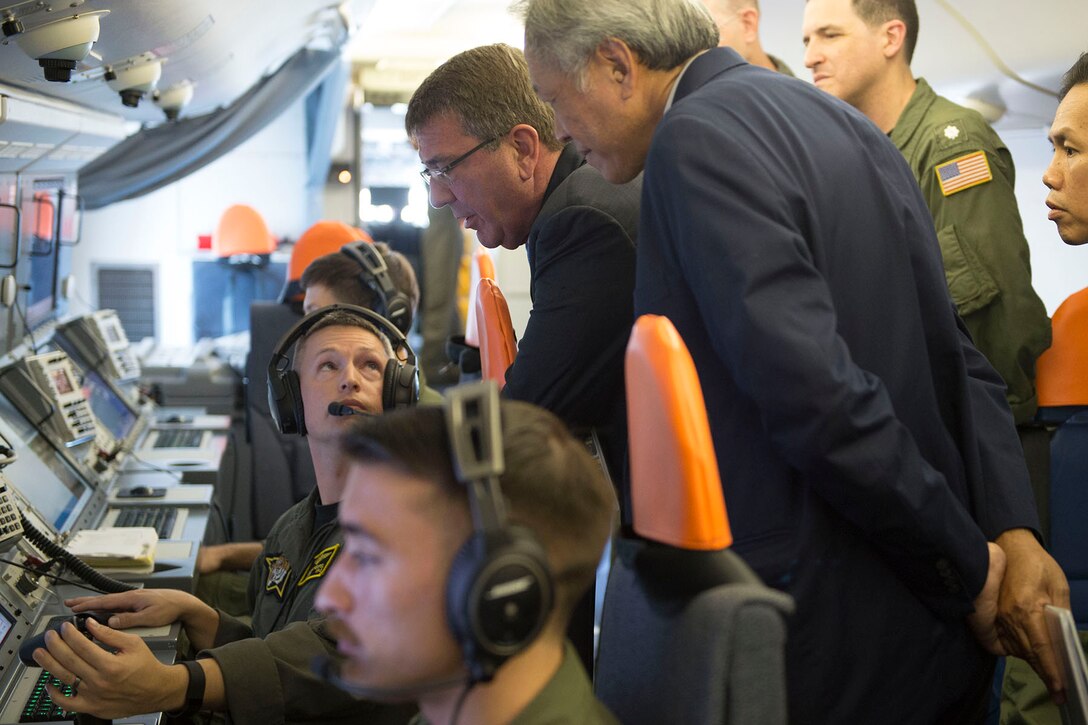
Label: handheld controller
xmin=19 ymin=612 xmax=111 ymax=666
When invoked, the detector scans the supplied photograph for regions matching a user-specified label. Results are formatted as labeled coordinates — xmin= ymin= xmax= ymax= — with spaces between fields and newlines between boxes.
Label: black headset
xmin=267 ymin=304 xmax=419 ymax=436
xmin=444 ymin=381 xmax=554 ymax=684
xmin=340 ymin=242 xmax=413 ymax=337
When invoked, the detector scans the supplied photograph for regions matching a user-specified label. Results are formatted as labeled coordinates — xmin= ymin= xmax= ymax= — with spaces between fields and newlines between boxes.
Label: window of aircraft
xmin=359 ymin=103 xmax=430 ymax=227
xmin=0 ymin=202 xmax=18 ymax=272
xmin=24 ymin=182 xmax=62 ymax=330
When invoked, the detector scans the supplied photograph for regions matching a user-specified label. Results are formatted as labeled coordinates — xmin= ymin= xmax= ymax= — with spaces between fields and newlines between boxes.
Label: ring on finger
xmin=70 ymin=675 xmax=81 ymax=695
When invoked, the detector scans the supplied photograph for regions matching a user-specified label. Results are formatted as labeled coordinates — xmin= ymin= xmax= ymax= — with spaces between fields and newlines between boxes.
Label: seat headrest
xmin=287 ymin=221 xmax=372 ymax=283
xmin=1037 ymin=286 xmax=1088 ymax=408
xmin=213 ymin=204 xmax=275 ymax=258
xmin=626 ymin=315 xmax=732 ymax=550
xmin=475 ymin=278 xmax=517 ymax=389
xmin=465 ymin=246 xmax=496 ymax=348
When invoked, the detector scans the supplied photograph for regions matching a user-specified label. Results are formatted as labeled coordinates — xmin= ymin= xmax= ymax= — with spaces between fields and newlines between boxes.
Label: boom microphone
xmin=312 ymin=655 xmax=467 ymax=699
xmin=328 ymin=402 xmax=371 ymax=417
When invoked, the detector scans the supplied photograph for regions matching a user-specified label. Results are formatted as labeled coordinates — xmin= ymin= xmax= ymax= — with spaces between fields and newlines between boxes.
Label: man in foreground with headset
xmin=32 ymin=306 xmax=417 ymax=724
xmin=316 ymin=383 xmax=618 ymax=724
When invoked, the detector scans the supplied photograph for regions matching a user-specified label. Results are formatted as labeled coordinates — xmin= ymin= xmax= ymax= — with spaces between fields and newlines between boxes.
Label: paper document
xmin=1045 ymin=605 xmax=1088 ymax=725
xmin=67 ymin=527 xmax=157 ymax=568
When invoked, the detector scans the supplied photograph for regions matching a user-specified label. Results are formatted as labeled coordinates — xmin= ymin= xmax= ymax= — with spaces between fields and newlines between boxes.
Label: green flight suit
xmin=409 ymin=642 xmax=618 ymax=725
xmin=890 ymin=79 xmax=1051 ymax=424
xmin=201 ymin=489 xmax=413 ymax=724
xmin=768 ymin=54 xmax=795 ymax=77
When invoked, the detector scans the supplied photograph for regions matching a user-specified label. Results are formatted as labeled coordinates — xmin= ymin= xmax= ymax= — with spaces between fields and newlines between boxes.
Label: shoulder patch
xmin=297 ymin=544 xmax=341 ymax=587
xmin=264 ymin=555 xmax=291 ymax=599
xmin=935 ymin=151 xmax=992 ymax=197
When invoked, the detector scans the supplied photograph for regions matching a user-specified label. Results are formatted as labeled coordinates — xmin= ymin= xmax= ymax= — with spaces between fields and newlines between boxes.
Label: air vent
xmin=94 ymin=264 xmax=155 ymax=340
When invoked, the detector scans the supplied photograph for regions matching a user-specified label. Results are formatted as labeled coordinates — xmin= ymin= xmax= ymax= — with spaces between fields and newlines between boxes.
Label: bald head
xmin=700 ymin=0 xmax=778 ymax=71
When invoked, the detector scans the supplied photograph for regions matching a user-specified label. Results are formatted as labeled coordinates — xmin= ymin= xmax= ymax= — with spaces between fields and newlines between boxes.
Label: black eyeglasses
xmin=419 ymin=136 xmax=499 ymax=186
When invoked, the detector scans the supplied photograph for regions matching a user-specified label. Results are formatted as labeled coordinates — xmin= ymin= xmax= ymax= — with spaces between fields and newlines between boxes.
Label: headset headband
xmin=268 ymin=303 xmax=415 ymax=379
xmin=444 ymin=381 xmax=553 ymax=683
xmin=446 ymin=381 xmax=507 ymax=533
xmin=340 ymin=242 xmax=412 ymax=335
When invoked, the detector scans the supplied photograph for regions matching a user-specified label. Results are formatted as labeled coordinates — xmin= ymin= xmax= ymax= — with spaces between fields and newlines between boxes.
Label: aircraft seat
xmin=594 ymin=314 xmax=793 ymax=724
xmin=280 ymin=221 xmax=372 ymax=303
xmin=244 ymin=301 xmax=315 ymax=539
xmin=213 ymin=204 xmax=275 ymax=258
xmin=464 ymin=246 xmax=495 ymax=348
xmin=1036 ymin=286 xmax=1088 ymax=421
xmin=475 ymin=278 xmax=517 ymax=388
xmin=1035 ymin=287 xmax=1088 ymax=626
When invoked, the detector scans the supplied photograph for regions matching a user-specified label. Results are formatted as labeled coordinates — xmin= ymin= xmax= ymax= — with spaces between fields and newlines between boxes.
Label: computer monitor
xmin=80 ymin=368 xmax=137 ymax=444
xmin=0 ymin=411 xmax=90 ymax=534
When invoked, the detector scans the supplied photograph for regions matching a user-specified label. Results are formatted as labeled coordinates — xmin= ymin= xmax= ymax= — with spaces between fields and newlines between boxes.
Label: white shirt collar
xmin=664 ymin=53 xmax=704 ymax=112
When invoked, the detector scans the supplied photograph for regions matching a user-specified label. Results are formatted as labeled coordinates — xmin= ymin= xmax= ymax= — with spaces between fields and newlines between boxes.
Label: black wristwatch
xmin=166 ymin=659 xmax=206 ymax=719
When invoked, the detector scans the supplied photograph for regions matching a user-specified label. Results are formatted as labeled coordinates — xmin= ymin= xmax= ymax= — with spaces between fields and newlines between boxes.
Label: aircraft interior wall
xmin=72 ymin=97 xmax=310 ymax=348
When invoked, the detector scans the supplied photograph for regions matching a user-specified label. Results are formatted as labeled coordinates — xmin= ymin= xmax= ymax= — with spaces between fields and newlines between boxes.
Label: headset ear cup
xmin=446 ymin=536 xmax=480 ymax=670
xmin=445 ymin=528 xmax=554 ymax=683
xmin=386 ymin=293 xmax=412 ymax=336
xmin=382 ymin=361 xmax=420 ymax=410
xmin=268 ymin=366 xmax=304 ymax=436
xmin=284 ymin=369 xmax=306 ymax=436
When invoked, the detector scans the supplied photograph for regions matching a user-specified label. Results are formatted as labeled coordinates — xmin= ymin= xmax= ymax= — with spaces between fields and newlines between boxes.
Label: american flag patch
xmin=935 ymin=151 xmax=992 ymax=197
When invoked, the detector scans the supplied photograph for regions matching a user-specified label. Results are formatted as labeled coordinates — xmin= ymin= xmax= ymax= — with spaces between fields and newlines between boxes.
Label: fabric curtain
xmin=79 ymin=48 xmax=341 ymax=210
xmin=304 ymin=57 xmax=350 ymax=225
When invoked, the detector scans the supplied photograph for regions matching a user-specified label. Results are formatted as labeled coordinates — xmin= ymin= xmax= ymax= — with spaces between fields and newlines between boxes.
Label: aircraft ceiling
xmin=0 ymin=0 xmax=1083 ymax=130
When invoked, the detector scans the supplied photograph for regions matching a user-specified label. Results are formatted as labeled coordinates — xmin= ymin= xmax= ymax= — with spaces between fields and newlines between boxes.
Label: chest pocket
xmin=936 ymin=224 xmax=1000 ymax=317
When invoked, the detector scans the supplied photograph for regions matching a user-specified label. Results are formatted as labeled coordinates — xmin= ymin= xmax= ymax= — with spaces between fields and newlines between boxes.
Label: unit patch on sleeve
xmin=935 ymin=151 xmax=992 ymax=197
xmin=264 ymin=554 xmax=291 ymax=599
xmin=297 ymin=544 xmax=341 ymax=587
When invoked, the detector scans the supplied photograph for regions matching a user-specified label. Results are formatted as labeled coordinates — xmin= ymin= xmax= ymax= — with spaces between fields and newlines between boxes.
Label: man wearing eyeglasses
xmin=406 ymin=43 xmax=638 ymax=491
xmin=406 ymin=44 xmax=637 ymax=672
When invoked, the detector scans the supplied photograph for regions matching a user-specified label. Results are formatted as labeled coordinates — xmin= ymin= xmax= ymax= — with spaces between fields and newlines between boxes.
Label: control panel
xmin=56 ymin=310 xmax=141 ymax=384
xmin=0 ymin=352 xmax=96 ymax=448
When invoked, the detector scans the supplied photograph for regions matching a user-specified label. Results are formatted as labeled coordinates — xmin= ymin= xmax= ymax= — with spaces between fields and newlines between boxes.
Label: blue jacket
xmin=635 ymin=48 xmax=1037 ymax=723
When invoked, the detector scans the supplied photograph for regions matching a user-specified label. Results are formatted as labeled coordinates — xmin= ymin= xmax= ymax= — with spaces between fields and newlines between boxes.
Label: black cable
xmin=0 ymin=556 xmax=111 ymax=596
xmin=449 ymin=681 xmax=475 ymax=725
xmin=13 ymin=295 xmax=38 ymax=354
xmin=221 ymin=428 xmax=240 ymax=541
xmin=209 ymin=499 xmax=230 ymax=543
xmin=19 ymin=513 xmax=137 ymax=593
xmin=933 ymin=0 xmax=1059 ymax=99
xmin=121 ymin=450 xmax=183 ymax=481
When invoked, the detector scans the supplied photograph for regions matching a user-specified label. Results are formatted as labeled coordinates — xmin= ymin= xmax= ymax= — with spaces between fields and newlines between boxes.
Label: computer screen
xmin=0 ymin=408 xmax=89 ymax=534
xmin=0 ymin=603 xmax=13 ymax=648
xmin=80 ymin=368 xmax=137 ymax=443
xmin=99 ymin=316 xmax=124 ymax=345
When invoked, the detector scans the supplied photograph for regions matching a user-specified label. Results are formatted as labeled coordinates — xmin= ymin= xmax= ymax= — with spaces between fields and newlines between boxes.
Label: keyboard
xmin=114 ymin=506 xmax=177 ymax=539
xmin=20 ymin=670 xmax=75 ymax=722
xmin=152 ymin=428 xmax=204 ymax=449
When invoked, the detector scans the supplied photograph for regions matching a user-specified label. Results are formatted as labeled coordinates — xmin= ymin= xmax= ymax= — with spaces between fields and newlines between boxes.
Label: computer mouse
xmin=129 ymin=485 xmax=154 ymax=496
xmin=20 ymin=612 xmax=111 ymax=666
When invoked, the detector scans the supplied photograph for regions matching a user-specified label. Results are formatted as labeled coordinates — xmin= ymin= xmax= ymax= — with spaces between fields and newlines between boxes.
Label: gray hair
xmin=512 ymin=0 xmax=719 ymax=83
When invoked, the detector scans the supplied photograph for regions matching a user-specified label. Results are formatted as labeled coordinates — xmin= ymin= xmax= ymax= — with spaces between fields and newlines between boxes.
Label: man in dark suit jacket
xmin=404 ymin=43 xmax=639 ymax=482
xmin=405 ymin=43 xmax=639 ymax=671
xmin=517 ymin=0 xmax=1068 ymax=720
